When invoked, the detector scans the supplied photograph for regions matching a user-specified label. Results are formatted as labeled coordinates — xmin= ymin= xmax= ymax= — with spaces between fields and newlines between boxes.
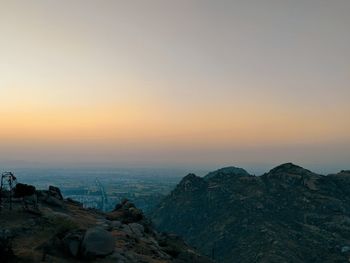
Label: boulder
xmin=106 ymin=210 xmax=124 ymax=221
xmin=109 ymin=251 xmax=128 ymax=262
xmin=110 ymin=220 xmax=122 ymax=229
xmin=96 ymin=219 xmax=111 ymax=230
xmin=37 ymin=190 xmax=64 ymax=207
xmin=120 ymin=224 xmax=133 ymax=236
xmin=81 ymin=227 xmax=114 ymax=258
xmin=106 ymin=206 xmax=143 ymax=224
xmin=13 ymin=183 xmax=36 ymax=198
xmin=108 ymin=199 xmax=144 ymax=223
xmin=45 ymin=195 xmax=64 ymax=207
xmin=62 ymin=230 xmax=84 ymax=257
xmin=37 ymin=188 xmax=64 ymax=208
xmin=113 ymin=199 xmax=135 ymax=211
xmin=129 ymin=223 xmax=144 ymax=238
xmin=49 ymin=186 xmax=63 ymax=200
xmin=128 ymin=207 xmax=143 ymax=222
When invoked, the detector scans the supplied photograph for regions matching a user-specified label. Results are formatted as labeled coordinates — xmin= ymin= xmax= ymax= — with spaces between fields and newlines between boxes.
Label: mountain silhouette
xmin=151 ymin=163 xmax=350 ymax=263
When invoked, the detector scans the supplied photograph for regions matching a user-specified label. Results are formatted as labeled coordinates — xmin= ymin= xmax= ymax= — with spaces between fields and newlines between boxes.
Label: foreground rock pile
xmin=0 ymin=185 xmax=212 ymax=263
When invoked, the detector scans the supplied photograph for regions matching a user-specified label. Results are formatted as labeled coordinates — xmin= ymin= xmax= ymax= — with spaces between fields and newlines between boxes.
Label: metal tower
xmin=0 ymin=172 xmax=17 ymax=211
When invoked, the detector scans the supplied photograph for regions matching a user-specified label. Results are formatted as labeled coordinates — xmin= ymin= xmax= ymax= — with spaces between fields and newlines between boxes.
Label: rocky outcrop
xmin=13 ymin=183 xmax=36 ymax=198
xmin=0 ymin=185 xmax=211 ymax=263
xmin=152 ymin=163 xmax=350 ymax=263
xmin=81 ymin=227 xmax=115 ymax=258
xmin=48 ymin=185 xmax=63 ymax=200
xmin=106 ymin=199 xmax=144 ymax=223
xmin=37 ymin=186 xmax=65 ymax=208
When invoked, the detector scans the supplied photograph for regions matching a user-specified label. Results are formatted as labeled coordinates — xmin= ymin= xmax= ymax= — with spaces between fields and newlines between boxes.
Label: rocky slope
xmin=0 ymin=185 xmax=212 ymax=263
xmin=151 ymin=163 xmax=350 ymax=263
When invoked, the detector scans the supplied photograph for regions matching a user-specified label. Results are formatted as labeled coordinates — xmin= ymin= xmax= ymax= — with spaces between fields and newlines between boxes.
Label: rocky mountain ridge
xmin=152 ymin=163 xmax=350 ymax=263
xmin=0 ymin=184 xmax=212 ymax=263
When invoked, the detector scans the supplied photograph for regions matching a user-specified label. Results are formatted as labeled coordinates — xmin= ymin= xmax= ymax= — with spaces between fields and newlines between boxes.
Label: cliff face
xmin=152 ymin=163 xmax=350 ymax=263
xmin=0 ymin=185 xmax=211 ymax=263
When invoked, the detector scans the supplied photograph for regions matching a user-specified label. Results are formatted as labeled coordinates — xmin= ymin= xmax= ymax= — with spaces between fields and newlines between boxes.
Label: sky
xmin=0 ymin=0 xmax=349 ymax=174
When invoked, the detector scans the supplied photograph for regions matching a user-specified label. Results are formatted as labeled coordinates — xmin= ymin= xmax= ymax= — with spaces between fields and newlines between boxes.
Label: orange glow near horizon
xmin=0 ymin=1 xmax=349 ymax=170
xmin=0 ymin=100 xmax=348 ymax=146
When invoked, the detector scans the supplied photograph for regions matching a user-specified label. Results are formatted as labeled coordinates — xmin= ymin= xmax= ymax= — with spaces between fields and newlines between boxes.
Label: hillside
xmin=151 ymin=163 xmax=350 ymax=263
xmin=0 ymin=185 xmax=212 ymax=263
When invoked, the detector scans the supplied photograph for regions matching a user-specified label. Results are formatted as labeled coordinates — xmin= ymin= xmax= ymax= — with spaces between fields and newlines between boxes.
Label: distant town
xmin=7 ymin=167 xmax=186 ymax=214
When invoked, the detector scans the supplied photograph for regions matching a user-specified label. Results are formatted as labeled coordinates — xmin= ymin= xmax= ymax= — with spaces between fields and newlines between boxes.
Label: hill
xmin=151 ymin=163 xmax=350 ymax=263
xmin=0 ymin=184 xmax=212 ymax=263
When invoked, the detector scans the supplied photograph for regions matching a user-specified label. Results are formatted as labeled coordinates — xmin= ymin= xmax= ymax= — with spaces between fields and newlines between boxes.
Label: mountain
xmin=204 ymin=166 xmax=250 ymax=180
xmin=151 ymin=163 xmax=350 ymax=263
xmin=0 ymin=184 xmax=212 ymax=263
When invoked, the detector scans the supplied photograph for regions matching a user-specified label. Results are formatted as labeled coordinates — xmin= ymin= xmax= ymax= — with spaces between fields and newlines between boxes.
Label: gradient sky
xmin=0 ymin=1 xmax=349 ymax=173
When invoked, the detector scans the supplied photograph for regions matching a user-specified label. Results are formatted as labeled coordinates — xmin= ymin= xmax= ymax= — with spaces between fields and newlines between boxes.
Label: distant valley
xmin=10 ymin=168 xmax=182 ymax=214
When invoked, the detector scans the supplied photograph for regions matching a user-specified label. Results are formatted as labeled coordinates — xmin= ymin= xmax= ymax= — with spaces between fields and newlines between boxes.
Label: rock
xmin=0 ymin=180 xmax=212 ymax=263
xmin=123 ymin=200 xmax=135 ymax=209
xmin=62 ymin=230 xmax=84 ymax=257
xmin=110 ymin=220 xmax=122 ymax=229
xmin=106 ymin=211 xmax=124 ymax=221
xmin=109 ymin=251 xmax=128 ymax=262
xmin=117 ymin=199 xmax=135 ymax=210
xmin=81 ymin=227 xmax=114 ymax=258
xmin=129 ymin=223 xmax=144 ymax=238
xmin=66 ymin=238 xmax=80 ymax=257
xmin=106 ymin=203 xmax=143 ymax=224
xmin=49 ymin=185 xmax=63 ymax=200
xmin=49 ymin=186 xmax=63 ymax=200
xmin=120 ymin=224 xmax=134 ymax=236
xmin=96 ymin=219 xmax=111 ymax=230
xmin=124 ymin=251 xmax=138 ymax=262
xmin=13 ymin=183 xmax=36 ymax=198
xmin=114 ymin=203 xmax=123 ymax=211
xmin=128 ymin=207 xmax=143 ymax=222
xmin=45 ymin=195 xmax=64 ymax=207
xmin=36 ymin=190 xmax=49 ymax=200
xmin=37 ymin=187 xmax=65 ymax=208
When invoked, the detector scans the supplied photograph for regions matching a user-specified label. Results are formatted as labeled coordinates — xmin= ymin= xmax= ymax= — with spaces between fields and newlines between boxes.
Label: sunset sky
xmin=0 ymin=1 xmax=349 ymax=173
